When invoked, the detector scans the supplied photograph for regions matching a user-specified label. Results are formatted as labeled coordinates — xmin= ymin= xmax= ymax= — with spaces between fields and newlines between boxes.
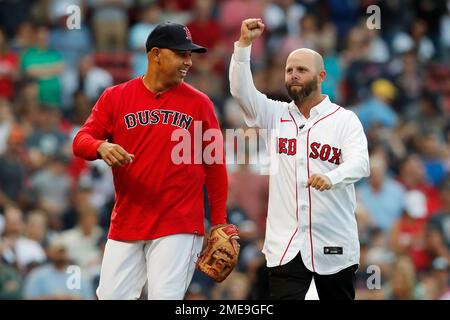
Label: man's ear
xmin=318 ymin=70 xmax=327 ymax=83
xmin=150 ymin=47 xmax=161 ymax=63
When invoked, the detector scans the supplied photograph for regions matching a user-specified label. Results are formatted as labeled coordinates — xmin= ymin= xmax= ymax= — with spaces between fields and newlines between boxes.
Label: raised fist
xmin=238 ymin=18 xmax=265 ymax=47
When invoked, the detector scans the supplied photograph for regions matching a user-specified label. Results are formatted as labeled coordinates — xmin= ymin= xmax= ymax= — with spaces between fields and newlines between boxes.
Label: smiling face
xmin=151 ymin=48 xmax=193 ymax=87
xmin=285 ymin=48 xmax=325 ymax=102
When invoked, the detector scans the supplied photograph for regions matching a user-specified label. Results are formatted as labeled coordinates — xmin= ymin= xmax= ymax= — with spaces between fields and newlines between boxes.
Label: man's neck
xmin=295 ymin=92 xmax=325 ymax=119
xmin=142 ymin=72 xmax=177 ymax=94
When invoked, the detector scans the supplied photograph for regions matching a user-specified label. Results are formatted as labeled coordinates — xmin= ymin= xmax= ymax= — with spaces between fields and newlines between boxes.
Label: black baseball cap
xmin=145 ymin=22 xmax=207 ymax=53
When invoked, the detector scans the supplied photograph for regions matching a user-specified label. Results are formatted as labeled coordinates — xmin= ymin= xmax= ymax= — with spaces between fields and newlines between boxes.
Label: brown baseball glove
xmin=196 ymin=224 xmax=240 ymax=283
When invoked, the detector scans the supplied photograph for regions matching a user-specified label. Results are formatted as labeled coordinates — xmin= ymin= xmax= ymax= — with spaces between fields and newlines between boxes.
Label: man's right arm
xmin=72 ymin=89 xmax=133 ymax=166
xmin=229 ymin=19 xmax=283 ymax=129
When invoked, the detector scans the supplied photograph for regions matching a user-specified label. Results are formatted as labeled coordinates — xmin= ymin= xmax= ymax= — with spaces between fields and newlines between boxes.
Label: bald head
xmin=287 ymin=48 xmax=324 ymax=74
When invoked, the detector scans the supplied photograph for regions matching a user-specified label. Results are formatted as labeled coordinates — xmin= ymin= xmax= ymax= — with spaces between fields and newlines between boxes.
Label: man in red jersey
xmin=72 ymin=22 xmax=228 ymax=300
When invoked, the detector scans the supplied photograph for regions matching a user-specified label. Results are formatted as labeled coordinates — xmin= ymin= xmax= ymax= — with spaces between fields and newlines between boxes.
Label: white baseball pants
xmin=96 ymin=233 xmax=204 ymax=300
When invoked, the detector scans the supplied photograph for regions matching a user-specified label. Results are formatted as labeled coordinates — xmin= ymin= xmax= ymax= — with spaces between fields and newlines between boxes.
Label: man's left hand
xmin=307 ymin=174 xmax=332 ymax=191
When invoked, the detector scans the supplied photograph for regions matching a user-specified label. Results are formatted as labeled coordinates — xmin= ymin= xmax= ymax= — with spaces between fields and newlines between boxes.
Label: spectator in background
xmin=48 ymin=3 xmax=92 ymax=73
xmin=341 ymin=25 xmax=388 ymax=106
xmin=405 ymin=92 xmax=446 ymax=142
xmin=60 ymin=204 xmax=103 ymax=268
xmin=342 ymin=24 xmax=370 ymax=67
xmin=14 ymin=78 xmax=39 ymax=129
xmin=161 ymin=0 xmax=195 ymax=11
xmin=0 ymin=99 xmax=15 ymax=154
xmin=129 ymin=3 xmax=161 ymax=77
xmin=354 ymin=79 xmax=398 ymax=132
xmin=78 ymin=55 xmax=113 ymax=102
xmin=77 ymin=160 xmax=115 ymax=215
xmin=244 ymin=237 xmax=269 ymax=300
xmin=227 ymin=164 xmax=269 ymax=235
xmin=0 ymin=28 xmax=19 ymax=101
xmin=264 ymin=0 xmax=306 ymax=52
xmin=218 ymin=0 xmax=265 ymax=60
xmin=279 ymin=14 xmax=320 ymax=59
xmin=23 ymin=235 xmax=94 ymax=300
xmin=9 ymin=22 xmax=34 ymax=54
xmin=326 ymin=0 xmax=359 ymax=43
xmin=319 ymin=23 xmax=341 ymax=103
xmin=29 ymin=153 xmax=72 ymax=229
xmin=20 ymin=25 xmax=65 ymax=107
xmin=70 ymin=91 xmax=92 ymax=132
xmin=0 ymin=260 xmax=23 ymax=299
xmin=26 ymin=106 xmax=69 ymax=161
xmin=0 ymin=0 xmax=33 ymax=39
xmin=426 ymin=175 xmax=450 ymax=264
xmin=389 ymin=190 xmax=429 ymax=272
xmin=391 ymin=50 xmax=423 ymax=113
xmin=226 ymin=203 xmax=259 ymax=272
xmin=187 ymin=0 xmax=227 ymax=101
xmin=0 ymin=206 xmax=46 ymax=274
xmin=89 ymin=0 xmax=133 ymax=51
xmin=413 ymin=0 xmax=447 ymax=43
xmin=365 ymin=27 xmax=390 ymax=64
xmin=383 ymin=255 xmax=420 ymax=299
xmin=62 ymin=186 xmax=96 ymax=231
xmin=212 ymin=271 xmax=251 ymax=300
xmin=440 ymin=2 xmax=450 ymax=61
xmin=392 ymin=19 xmax=435 ymax=63
xmin=0 ymin=126 xmax=28 ymax=207
xmin=357 ymin=155 xmax=405 ymax=231
xmin=159 ymin=0 xmax=194 ymax=25
xmin=430 ymin=257 xmax=450 ymax=299
xmin=265 ymin=0 xmax=306 ymax=37
xmin=414 ymin=132 xmax=447 ymax=186
xmin=397 ymin=154 xmax=442 ymax=215
xmin=62 ymin=54 xmax=113 ymax=110
xmin=24 ymin=210 xmax=50 ymax=247
xmin=360 ymin=227 xmax=396 ymax=298
xmin=185 ymin=281 xmax=209 ymax=300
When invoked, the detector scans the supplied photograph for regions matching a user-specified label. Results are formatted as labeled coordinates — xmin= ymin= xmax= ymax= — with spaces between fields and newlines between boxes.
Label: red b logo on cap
xmin=183 ymin=26 xmax=192 ymax=40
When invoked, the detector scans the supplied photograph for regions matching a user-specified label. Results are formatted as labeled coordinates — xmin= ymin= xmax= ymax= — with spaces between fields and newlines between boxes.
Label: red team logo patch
xmin=183 ymin=26 xmax=192 ymax=40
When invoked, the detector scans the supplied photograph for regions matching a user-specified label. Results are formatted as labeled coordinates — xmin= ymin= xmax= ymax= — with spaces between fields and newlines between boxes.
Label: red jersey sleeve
xmin=72 ymin=88 xmax=114 ymax=161
xmin=202 ymin=99 xmax=228 ymax=225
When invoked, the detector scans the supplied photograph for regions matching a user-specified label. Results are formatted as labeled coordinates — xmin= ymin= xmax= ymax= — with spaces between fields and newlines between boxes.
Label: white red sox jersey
xmin=229 ymin=43 xmax=370 ymax=275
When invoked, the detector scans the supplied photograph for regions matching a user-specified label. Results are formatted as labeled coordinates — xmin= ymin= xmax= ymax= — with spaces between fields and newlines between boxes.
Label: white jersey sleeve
xmin=325 ymin=110 xmax=370 ymax=188
xmin=229 ymin=42 xmax=286 ymax=129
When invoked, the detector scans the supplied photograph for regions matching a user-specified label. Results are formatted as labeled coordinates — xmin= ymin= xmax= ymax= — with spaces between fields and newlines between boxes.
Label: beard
xmin=285 ymin=78 xmax=318 ymax=102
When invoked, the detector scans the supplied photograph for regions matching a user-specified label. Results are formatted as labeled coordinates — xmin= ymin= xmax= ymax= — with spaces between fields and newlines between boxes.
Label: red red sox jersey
xmin=230 ymin=43 xmax=370 ymax=275
xmin=73 ymin=77 xmax=227 ymax=241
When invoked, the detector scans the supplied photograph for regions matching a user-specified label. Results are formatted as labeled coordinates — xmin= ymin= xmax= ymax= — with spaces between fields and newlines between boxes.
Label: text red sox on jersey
xmin=278 ymin=137 xmax=341 ymax=165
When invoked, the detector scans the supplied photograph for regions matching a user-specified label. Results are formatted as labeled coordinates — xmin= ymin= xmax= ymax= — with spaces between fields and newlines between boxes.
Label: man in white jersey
xmin=229 ymin=18 xmax=370 ymax=300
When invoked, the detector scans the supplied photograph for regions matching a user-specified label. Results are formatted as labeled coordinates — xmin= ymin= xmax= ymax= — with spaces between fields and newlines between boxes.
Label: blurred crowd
xmin=0 ymin=0 xmax=450 ymax=300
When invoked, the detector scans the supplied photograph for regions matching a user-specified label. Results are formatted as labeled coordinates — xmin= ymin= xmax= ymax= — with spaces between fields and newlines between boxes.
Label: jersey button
xmin=301 ymin=205 xmax=309 ymax=211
